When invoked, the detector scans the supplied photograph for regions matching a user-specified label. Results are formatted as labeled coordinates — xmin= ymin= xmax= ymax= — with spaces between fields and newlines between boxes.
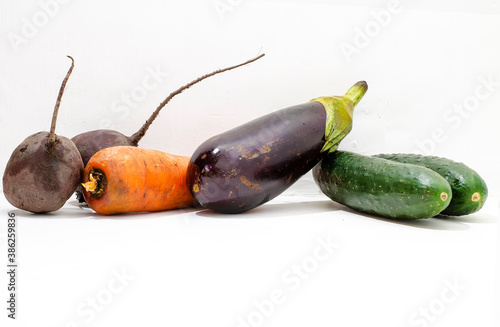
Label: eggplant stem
xmin=129 ymin=53 xmax=266 ymax=146
xmin=344 ymin=81 xmax=368 ymax=107
xmin=48 ymin=55 xmax=75 ymax=145
xmin=309 ymin=81 xmax=368 ymax=154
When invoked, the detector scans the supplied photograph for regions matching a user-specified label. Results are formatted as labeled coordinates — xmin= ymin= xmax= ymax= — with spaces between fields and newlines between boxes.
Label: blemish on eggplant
xmin=240 ymin=176 xmax=262 ymax=190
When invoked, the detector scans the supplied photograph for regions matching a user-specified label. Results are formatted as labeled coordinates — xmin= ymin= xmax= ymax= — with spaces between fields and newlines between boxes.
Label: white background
xmin=1 ymin=0 xmax=499 ymax=326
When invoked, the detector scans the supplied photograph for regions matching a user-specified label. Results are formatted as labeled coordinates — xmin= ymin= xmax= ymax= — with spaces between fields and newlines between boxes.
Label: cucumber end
xmin=471 ymin=192 xmax=481 ymax=202
xmin=440 ymin=192 xmax=449 ymax=202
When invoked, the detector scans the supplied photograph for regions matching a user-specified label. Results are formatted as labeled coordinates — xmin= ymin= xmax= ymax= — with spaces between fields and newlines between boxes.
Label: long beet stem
xmin=129 ymin=53 xmax=266 ymax=146
xmin=48 ymin=55 xmax=75 ymax=144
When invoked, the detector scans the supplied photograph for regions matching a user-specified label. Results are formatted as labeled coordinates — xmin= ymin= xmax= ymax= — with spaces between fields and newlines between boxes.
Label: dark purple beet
xmin=187 ymin=81 xmax=368 ymax=214
xmin=71 ymin=129 xmax=132 ymax=167
xmin=3 ymin=56 xmax=84 ymax=213
xmin=3 ymin=132 xmax=83 ymax=213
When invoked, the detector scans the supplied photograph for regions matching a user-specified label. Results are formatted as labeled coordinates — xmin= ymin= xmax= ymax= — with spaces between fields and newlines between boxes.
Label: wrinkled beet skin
xmin=187 ymin=102 xmax=326 ymax=214
xmin=71 ymin=129 xmax=133 ymax=203
xmin=3 ymin=131 xmax=84 ymax=213
xmin=71 ymin=129 xmax=132 ymax=167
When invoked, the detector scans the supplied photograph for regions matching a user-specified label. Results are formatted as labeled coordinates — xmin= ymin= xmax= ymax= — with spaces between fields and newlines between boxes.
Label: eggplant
xmin=187 ymin=81 xmax=368 ymax=213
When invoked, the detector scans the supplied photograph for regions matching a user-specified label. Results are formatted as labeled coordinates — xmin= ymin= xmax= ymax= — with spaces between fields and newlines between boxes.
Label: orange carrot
xmin=81 ymin=146 xmax=195 ymax=215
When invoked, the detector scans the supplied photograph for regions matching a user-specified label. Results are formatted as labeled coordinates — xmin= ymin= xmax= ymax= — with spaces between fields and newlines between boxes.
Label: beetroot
xmin=3 ymin=56 xmax=84 ymax=213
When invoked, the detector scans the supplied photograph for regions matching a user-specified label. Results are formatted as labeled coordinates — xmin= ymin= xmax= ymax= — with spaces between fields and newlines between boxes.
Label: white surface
xmin=1 ymin=1 xmax=500 ymax=327
xmin=0 ymin=178 xmax=498 ymax=327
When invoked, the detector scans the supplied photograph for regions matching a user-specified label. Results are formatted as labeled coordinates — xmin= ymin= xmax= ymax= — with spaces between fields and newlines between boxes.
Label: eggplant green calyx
xmin=310 ymin=81 xmax=368 ymax=153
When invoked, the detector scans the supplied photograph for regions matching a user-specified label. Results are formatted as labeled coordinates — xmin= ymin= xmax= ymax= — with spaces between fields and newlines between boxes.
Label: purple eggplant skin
xmin=187 ymin=81 xmax=368 ymax=214
xmin=188 ymin=102 xmax=326 ymax=213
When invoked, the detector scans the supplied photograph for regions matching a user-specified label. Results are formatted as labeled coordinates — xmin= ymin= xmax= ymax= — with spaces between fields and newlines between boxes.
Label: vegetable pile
xmin=3 ymin=54 xmax=489 ymax=219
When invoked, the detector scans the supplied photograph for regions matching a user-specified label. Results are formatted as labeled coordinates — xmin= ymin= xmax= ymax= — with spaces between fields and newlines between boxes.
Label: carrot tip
xmin=82 ymin=174 xmax=97 ymax=192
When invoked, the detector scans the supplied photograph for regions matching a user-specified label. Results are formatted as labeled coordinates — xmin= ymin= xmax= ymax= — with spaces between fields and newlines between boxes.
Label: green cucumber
xmin=312 ymin=151 xmax=452 ymax=219
xmin=373 ymin=153 xmax=488 ymax=216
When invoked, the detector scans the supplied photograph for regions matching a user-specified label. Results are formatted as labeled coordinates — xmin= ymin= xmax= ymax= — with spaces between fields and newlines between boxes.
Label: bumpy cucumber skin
xmin=374 ymin=154 xmax=487 ymax=216
xmin=313 ymin=151 xmax=452 ymax=219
